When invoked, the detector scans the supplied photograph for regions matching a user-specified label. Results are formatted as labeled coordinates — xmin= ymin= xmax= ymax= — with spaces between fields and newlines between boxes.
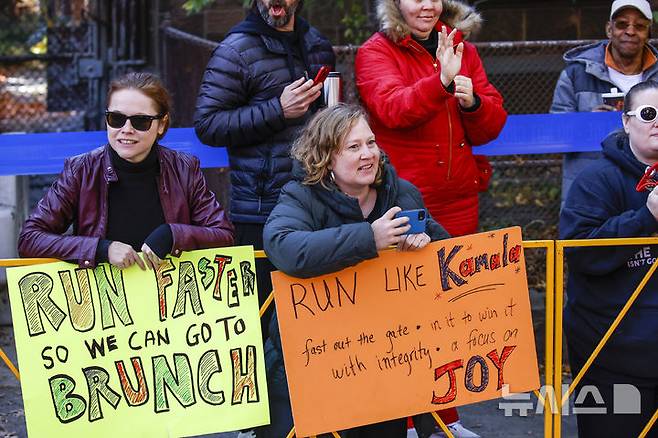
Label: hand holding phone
xmin=394 ymin=209 xmax=427 ymax=235
xmin=280 ymin=76 xmax=323 ymax=119
xmin=371 ymin=206 xmax=410 ymax=250
xmin=313 ymin=65 xmax=331 ymax=85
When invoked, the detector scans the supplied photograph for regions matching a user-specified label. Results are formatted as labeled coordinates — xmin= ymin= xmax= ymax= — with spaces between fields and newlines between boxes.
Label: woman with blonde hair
xmin=262 ymin=103 xmax=449 ymax=437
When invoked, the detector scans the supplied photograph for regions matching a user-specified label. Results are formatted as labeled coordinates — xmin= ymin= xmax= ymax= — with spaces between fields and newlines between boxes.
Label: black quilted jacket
xmin=194 ymin=13 xmax=335 ymax=223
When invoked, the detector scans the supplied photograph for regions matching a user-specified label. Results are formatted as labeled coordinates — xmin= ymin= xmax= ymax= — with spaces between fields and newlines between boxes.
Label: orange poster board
xmin=271 ymin=227 xmax=540 ymax=436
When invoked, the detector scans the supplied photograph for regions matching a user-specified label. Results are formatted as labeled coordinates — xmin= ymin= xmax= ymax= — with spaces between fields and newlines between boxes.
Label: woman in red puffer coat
xmin=356 ymin=1 xmax=506 ymax=436
xmin=355 ymin=0 xmax=506 ymax=238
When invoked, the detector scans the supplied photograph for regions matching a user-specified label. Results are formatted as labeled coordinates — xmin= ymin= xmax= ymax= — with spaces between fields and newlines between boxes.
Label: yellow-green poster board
xmin=6 ymin=246 xmax=269 ymax=437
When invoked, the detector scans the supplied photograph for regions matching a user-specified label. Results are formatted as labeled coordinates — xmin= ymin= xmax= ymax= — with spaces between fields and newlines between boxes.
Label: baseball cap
xmin=610 ymin=0 xmax=653 ymax=21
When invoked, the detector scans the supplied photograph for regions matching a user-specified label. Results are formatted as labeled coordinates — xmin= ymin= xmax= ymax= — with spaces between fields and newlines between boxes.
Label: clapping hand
xmin=454 ymin=75 xmax=475 ymax=109
xmin=436 ymin=26 xmax=464 ymax=87
xmin=647 ymin=186 xmax=658 ymax=220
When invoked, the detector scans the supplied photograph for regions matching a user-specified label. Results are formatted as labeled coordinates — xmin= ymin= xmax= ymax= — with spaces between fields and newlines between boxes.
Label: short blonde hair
xmin=291 ymin=103 xmax=384 ymax=188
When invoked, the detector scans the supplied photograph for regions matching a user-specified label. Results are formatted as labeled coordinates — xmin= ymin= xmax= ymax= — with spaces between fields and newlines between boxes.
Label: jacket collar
xmin=102 ymin=145 xmax=118 ymax=183
xmin=227 ymin=11 xmax=316 ymax=53
xmin=102 ymin=144 xmax=162 ymax=183
xmin=397 ymin=21 xmax=463 ymax=49
xmin=564 ymin=40 xmax=658 ymax=83
xmin=602 ymin=131 xmax=646 ymax=178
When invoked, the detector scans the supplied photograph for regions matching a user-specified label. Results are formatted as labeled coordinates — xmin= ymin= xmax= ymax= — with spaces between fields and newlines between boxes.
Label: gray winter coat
xmin=263 ymin=160 xmax=450 ymax=278
xmin=551 ymin=41 xmax=658 ymax=113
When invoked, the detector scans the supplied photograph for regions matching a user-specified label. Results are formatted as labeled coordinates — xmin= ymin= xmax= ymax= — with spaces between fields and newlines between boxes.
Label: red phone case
xmin=313 ymin=65 xmax=330 ymax=85
xmin=637 ymin=162 xmax=658 ymax=192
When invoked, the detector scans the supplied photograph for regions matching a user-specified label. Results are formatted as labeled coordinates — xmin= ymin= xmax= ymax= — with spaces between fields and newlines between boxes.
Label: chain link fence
xmin=162 ymin=26 xmax=219 ymax=128
xmin=0 ymin=6 xmax=93 ymax=134
xmin=0 ymin=5 xmax=97 ymax=216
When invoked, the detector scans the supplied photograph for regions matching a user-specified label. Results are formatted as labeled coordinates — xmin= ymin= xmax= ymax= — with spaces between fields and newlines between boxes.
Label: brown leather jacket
xmin=18 ymin=144 xmax=234 ymax=267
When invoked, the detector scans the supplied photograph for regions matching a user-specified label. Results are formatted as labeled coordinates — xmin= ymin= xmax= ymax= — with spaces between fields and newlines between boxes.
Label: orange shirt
xmin=605 ymin=43 xmax=657 ymax=73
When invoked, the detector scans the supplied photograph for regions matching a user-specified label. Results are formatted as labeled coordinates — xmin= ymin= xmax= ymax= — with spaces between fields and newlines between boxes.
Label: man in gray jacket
xmin=551 ymin=0 xmax=658 ymax=202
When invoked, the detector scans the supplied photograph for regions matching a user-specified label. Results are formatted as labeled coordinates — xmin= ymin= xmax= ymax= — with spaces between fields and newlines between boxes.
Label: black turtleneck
xmin=412 ymin=29 xmax=438 ymax=59
xmin=96 ymin=145 xmax=172 ymax=262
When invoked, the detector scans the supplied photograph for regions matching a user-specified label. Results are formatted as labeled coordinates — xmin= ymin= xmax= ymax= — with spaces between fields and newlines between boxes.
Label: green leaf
xmin=182 ymin=0 xmax=218 ymax=14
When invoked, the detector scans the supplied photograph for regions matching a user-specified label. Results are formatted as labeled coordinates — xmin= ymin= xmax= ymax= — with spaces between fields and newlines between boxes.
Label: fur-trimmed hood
xmin=376 ymin=0 xmax=482 ymax=43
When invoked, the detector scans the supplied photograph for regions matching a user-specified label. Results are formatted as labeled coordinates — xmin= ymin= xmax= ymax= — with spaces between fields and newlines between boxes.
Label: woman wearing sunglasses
xmin=560 ymin=80 xmax=658 ymax=437
xmin=18 ymin=72 xmax=234 ymax=270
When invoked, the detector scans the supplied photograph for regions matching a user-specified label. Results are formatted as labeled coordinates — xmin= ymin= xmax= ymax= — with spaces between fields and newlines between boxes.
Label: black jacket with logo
xmin=560 ymin=131 xmax=658 ymax=380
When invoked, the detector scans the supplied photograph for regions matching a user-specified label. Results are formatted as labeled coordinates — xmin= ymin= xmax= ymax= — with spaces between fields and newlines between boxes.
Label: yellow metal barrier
xmin=523 ymin=240 xmax=556 ymax=438
xmin=0 ymin=258 xmax=58 ymax=267
xmin=0 ymin=240 xmax=556 ymax=438
xmin=554 ymin=237 xmax=658 ymax=438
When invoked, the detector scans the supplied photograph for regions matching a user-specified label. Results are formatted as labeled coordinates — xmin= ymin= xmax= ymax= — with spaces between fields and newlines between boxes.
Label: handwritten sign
xmin=272 ymin=227 xmax=539 ymax=436
xmin=7 ymin=246 xmax=269 ymax=438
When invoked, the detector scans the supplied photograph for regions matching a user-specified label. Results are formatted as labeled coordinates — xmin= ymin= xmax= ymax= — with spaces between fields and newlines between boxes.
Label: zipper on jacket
xmin=155 ymin=175 xmax=169 ymax=224
xmin=160 ymin=159 xmax=169 ymax=196
xmin=101 ymin=169 xmax=110 ymax=237
xmin=156 ymin=158 xmax=172 ymax=223
xmin=446 ymin=101 xmax=453 ymax=180
xmin=409 ymin=42 xmax=438 ymax=72
xmin=409 ymin=40 xmax=452 ymax=178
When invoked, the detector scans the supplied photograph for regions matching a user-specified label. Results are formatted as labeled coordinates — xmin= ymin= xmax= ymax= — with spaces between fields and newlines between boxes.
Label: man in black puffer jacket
xmin=194 ymin=0 xmax=335 ymax=339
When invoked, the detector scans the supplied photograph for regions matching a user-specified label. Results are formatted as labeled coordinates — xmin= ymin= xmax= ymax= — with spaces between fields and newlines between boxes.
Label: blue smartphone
xmin=394 ymin=209 xmax=427 ymax=235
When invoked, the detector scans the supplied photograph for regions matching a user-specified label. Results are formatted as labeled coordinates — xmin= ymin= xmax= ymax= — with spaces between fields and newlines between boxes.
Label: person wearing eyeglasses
xmin=551 ymin=0 xmax=658 ymax=204
xmin=18 ymin=72 xmax=234 ymax=270
xmin=560 ymin=80 xmax=658 ymax=437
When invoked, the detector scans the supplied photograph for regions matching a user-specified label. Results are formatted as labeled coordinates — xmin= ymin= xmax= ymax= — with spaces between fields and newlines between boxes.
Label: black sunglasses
xmin=627 ymin=105 xmax=658 ymax=123
xmin=105 ymin=111 xmax=164 ymax=131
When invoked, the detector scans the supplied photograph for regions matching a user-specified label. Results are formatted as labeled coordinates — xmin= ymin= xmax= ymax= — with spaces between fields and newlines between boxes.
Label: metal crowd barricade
xmin=0 ymin=239 xmax=596 ymax=438
xmin=553 ymin=237 xmax=658 ymax=438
